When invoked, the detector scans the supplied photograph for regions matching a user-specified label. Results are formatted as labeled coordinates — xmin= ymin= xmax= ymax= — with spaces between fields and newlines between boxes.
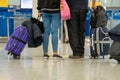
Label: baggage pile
xmin=5 ymin=17 xmax=44 ymax=59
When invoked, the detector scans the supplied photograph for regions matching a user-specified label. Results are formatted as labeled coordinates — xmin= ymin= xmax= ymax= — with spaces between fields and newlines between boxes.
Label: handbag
xmin=60 ymin=0 xmax=71 ymax=20
xmin=31 ymin=17 xmax=44 ymax=34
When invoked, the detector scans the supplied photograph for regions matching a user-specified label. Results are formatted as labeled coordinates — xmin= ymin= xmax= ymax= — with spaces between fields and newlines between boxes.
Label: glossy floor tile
xmin=0 ymin=39 xmax=120 ymax=80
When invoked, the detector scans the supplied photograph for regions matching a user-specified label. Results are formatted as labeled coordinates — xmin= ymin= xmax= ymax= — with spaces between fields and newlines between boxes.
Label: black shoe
xmin=69 ymin=55 xmax=80 ymax=59
xmin=43 ymin=54 xmax=49 ymax=58
xmin=53 ymin=54 xmax=62 ymax=58
xmin=80 ymin=55 xmax=84 ymax=58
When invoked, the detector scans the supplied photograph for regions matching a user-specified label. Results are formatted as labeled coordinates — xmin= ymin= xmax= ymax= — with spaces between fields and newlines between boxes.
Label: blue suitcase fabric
xmin=90 ymin=27 xmax=111 ymax=58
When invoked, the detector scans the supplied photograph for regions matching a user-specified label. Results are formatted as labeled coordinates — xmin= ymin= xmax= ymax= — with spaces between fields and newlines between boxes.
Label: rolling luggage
xmin=108 ymin=23 xmax=120 ymax=63
xmin=109 ymin=41 xmax=120 ymax=64
xmin=90 ymin=27 xmax=111 ymax=59
xmin=5 ymin=25 xmax=28 ymax=59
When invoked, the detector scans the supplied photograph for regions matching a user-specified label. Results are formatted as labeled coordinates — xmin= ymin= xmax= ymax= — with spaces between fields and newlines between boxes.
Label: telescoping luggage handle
xmin=6 ymin=17 xmax=16 ymax=38
xmin=95 ymin=27 xmax=112 ymax=55
xmin=6 ymin=17 xmax=16 ymax=39
xmin=6 ymin=17 xmax=10 ymax=39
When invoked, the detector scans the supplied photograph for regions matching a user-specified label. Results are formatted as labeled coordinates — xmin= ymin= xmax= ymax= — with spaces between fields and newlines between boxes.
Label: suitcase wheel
xmin=94 ymin=56 xmax=99 ymax=59
xmin=90 ymin=56 xmax=99 ymax=59
xmin=13 ymin=54 xmax=20 ymax=59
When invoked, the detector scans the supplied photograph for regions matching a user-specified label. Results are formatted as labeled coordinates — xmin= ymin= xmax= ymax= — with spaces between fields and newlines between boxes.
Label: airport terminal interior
xmin=0 ymin=0 xmax=120 ymax=80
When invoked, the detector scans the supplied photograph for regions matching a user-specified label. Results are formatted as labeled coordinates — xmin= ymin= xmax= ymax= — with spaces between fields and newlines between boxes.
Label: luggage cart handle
xmin=6 ymin=17 xmax=10 ymax=39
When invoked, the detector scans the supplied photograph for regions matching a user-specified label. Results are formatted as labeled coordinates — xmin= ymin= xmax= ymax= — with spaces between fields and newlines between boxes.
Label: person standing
xmin=66 ymin=0 xmax=96 ymax=59
xmin=37 ymin=0 xmax=62 ymax=58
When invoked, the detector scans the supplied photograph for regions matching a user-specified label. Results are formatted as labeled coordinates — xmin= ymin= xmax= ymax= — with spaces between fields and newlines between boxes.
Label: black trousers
xmin=66 ymin=9 xmax=87 ymax=56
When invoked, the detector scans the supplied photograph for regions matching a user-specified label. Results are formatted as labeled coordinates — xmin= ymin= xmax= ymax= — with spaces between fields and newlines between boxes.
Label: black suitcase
xmin=90 ymin=27 xmax=111 ymax=59
xmin=109 ymin=41 xmax=120 ymax=64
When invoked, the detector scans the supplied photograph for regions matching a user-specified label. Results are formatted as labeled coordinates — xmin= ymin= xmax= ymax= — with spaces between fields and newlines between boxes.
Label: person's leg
xmin=78 ymin=10 xmax=87 ymax=57
xmin=42 ymin=12 xmax=51 ymax=57
xmin=66 ymin=10 xmax=87 ymax=58
xmin=67 ymin=10 xmax=80 ymax=57
xmin=51 ymin=13 xmax=62 ymax=58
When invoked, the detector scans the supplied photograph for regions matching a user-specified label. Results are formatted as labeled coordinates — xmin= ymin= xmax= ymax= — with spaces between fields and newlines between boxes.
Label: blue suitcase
xmin=90 ymin=27 xmax=111 ymax=59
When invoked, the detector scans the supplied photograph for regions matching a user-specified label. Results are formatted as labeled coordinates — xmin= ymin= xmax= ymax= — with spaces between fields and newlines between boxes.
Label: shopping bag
xmin=60 ymin=0 xmax=71 ymax=20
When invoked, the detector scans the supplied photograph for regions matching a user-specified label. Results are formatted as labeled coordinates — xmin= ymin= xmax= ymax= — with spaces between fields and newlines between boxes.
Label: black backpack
xmin=90 ymin=6 xmax=108 ymax=28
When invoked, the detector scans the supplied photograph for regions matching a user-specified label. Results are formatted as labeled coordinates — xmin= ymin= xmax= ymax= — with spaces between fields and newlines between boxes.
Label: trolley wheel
xmin=13 ymin=54 xmax=20 ymax=59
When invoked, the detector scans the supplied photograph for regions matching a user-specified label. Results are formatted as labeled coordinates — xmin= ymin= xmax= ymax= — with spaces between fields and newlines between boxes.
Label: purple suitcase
xmin=5 ymin=25 xmax=28 ymax=59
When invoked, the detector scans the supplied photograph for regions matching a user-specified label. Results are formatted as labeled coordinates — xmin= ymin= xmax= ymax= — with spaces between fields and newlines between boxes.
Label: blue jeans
xmin=42 ymin=12 xmax=61 ymax=53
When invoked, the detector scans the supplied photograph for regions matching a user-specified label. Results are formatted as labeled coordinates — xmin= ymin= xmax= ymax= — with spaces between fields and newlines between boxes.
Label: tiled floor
xmin=0 ymin=38 xmax=120 ymax=80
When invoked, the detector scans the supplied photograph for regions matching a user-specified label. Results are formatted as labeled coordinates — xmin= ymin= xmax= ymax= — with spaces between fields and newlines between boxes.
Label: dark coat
xmin=66 ymin=0 xmax=88 ymax=10
xmin=90 ymin=6 xmax=108 ymax=28
xmin=22 ymin=19 xmax=43 ymax=48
